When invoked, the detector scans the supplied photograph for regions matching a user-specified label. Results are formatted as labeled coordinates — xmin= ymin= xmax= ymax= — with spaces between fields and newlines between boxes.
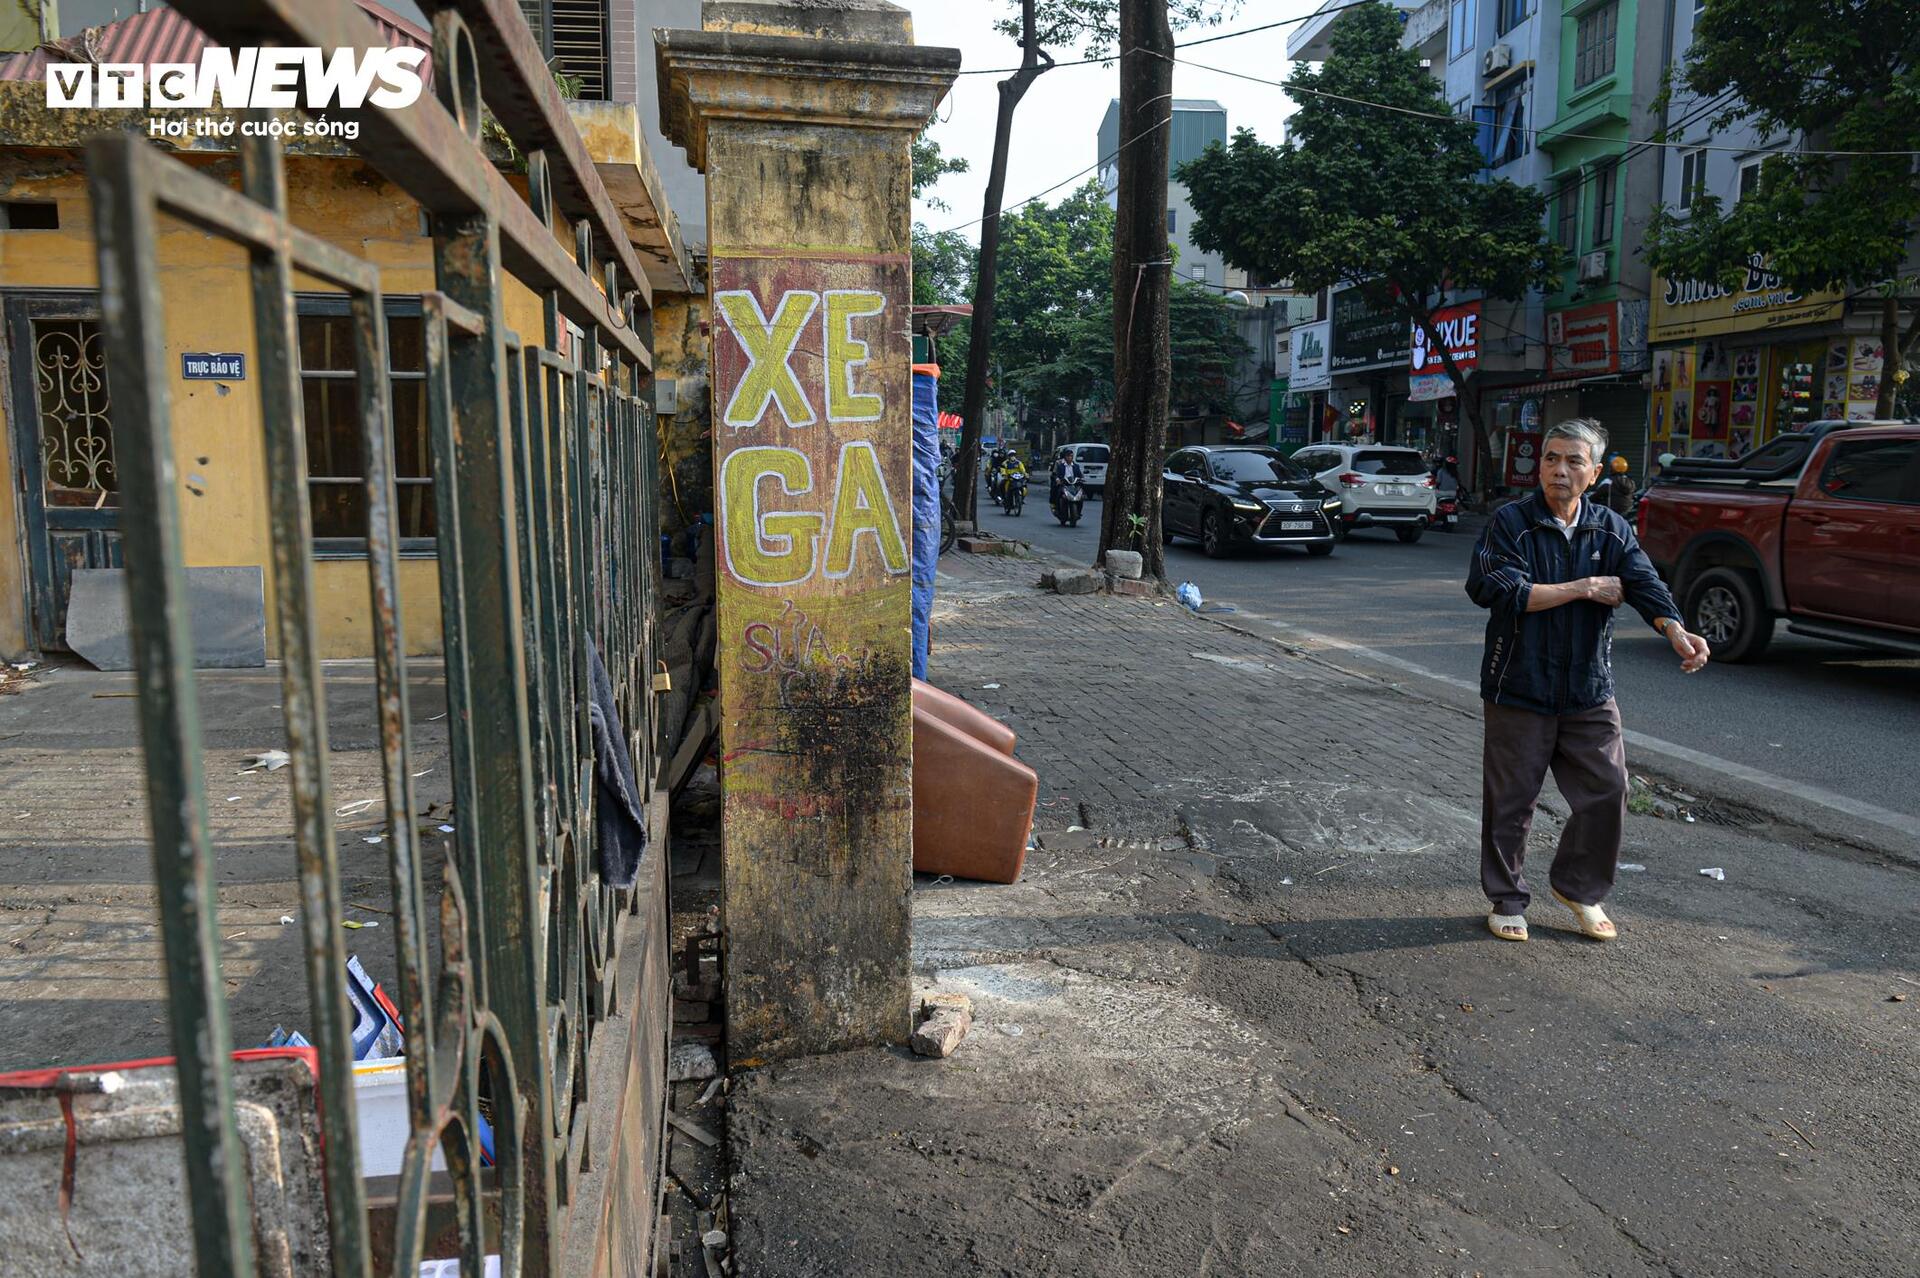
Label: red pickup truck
xmin=1638 ymin=423 xmax=1920 ymax=662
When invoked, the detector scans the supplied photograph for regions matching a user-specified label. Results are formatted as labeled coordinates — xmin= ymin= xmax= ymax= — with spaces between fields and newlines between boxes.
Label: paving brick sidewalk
xmin=725 ymin=550 xmax=1920 ymax=1278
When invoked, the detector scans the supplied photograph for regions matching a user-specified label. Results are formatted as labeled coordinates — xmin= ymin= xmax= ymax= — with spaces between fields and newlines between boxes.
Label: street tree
xmin=1177 ymin=2 xmax=1560 ymax=499
xmin=954 ymin=0 xmax=1055 ymax=523
xmin=1645 ymin=0 xmax=1920 ymax=417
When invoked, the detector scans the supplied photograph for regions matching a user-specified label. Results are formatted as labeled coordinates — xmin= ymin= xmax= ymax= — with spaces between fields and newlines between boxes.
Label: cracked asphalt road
xmin=726 ymin=552 xmax=1920 ymax=1277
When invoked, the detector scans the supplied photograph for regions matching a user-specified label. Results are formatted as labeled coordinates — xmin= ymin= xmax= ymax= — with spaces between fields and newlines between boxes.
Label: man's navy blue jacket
xmin=1465 ymin=491 xmax=1683 ymax=715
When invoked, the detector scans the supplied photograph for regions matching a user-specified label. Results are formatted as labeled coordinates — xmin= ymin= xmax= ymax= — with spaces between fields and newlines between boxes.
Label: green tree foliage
xmin=911 ymin=130 xmax=971 ymax=212
xmin=1645 ymin=0 xmax=1920 ymax=413
xmin=993 ymin=181 xmax=1247 ymax=435
xmin=1175 ymin=2 xmax=1559 ymax=489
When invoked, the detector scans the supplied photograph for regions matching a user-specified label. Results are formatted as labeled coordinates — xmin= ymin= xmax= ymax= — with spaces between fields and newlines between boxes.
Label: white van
xmin=1057 ymin=443 xmax=1110 ymax=496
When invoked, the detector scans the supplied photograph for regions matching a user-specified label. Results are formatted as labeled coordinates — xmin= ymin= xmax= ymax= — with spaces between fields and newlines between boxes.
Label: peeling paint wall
xmin=0 ymin=151 xmax=549 ymax=660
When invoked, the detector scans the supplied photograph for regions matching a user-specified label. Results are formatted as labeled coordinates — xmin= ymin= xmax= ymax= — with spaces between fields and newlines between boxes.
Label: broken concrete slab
xmin=1110 ymin=577 xmax=1158 ymax=598
xmin=909 ymin=1008 xmax=971 ymax=1058
xmin=65 ymin=566 xmax=265 ymax=670
xmin=1103 ymin=550 xmax=1144 ymax=580
xmin=1052 ymin=568 xmax=1103 ymax=595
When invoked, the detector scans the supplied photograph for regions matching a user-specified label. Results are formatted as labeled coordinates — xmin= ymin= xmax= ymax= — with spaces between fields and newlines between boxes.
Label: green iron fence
xmin=85 ymin=0 xmax=662 ymax=1272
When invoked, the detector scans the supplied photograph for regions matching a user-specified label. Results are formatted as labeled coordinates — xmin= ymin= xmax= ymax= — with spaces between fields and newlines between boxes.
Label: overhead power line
xmin=954 ymin=0 xmax=1381 ymax=76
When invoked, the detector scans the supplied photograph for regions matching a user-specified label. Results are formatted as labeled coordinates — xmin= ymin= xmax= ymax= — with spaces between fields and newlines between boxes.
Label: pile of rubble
xmin=1039 ymin=550 xmax=1161 ymax=599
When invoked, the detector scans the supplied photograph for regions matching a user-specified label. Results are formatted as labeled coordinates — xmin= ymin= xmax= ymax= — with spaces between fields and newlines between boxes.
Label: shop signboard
xmin=1649 ymin=254 xmax=1844 ymax=344
xmin=1330 ymin=288 xmax=1411 ymax=373
xmin=1289 ymin=319 xmax=1333 ymax=392
xmin=1409 ymin=302 xmax=1479 ymax=376
xmin=1547 ymin=302 xmax=1619 ymax=376
xmin=1407 ymin=372 xmax=1455 ymax=403
xmin=1503 ymin=429 xmax=1543 ymax=488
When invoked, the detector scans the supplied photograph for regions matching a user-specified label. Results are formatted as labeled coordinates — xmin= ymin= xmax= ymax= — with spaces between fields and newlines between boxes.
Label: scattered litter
xmin=336 ymin=798 xmax=377 ymax=817
xmin=1891 ymin=994 xmax=1909 ymax=1003
xmin=411 ymin=768 xmax=433 ymax=778
xmin=1279 ymin=877 xmax=1293 ymax=886
xmin=347 ymin=901 xmax=391 ymax=915
xmin=279 ymin=915 xmax=296 ymax=925
xmin=437 ymin=824 xmax=455 ymax=834
xmin=11 ymin=662 xmax=34 ymax=671
xmin=1067 ymin=825 xmax=1085 ymax=833
xmin=1618 ymin=863 xmax=1646 ymax=872
xmin=426 ymin=712 xmax=446 ymax=722
xmin=1783 ymin=1118 xmax=1817 ymax=1150
xmin=702 ymin=1229 xmax=727 ymax=1249
xmin=342 ymin=919 xmax=379 ymax=930
xmin=1336 ymin=1226 xmax=1352 ymax=1236
xmin=1387 ymin=1165 xmax=1400 ymax=1176
xmin=929 ymin=874 xmax=954 ymax=887
xmin=1313 ymin=861 xmax=1350 ymax=876
xmin=1897 ymin=976 xmax=1920 ymax=988
xmin=696 ymin=1078 xmax=724 ymax=1106
xmin=265 ymin=1025 xmax=311 ymax=1049
xmin=1699 ymin=867 xmax=1725 ymax=881
xmin=226 ymin=796 xmax=242 ymax=803
xmin=667 ymin=1113 xmax=719 ymax=1149
xmin=1684 ymin=814 xmax=1696 ymax=823
xmin=996 ymin=1023 xmax=1024 ymax=1038
xmin=981 ymin=683 xmax=1000 ymax=690
xmin=241 ymin=750 xmax=290 ymax=773
xmin=363 ymin=835 xmax=384 ymax=845
xmin=1175 ymin=581 xmax=1203 ymax=611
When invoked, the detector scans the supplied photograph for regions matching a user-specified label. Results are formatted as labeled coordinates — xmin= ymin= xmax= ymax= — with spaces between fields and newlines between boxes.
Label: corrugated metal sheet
xmin=1 ymin=1 xmax=430 ymax=85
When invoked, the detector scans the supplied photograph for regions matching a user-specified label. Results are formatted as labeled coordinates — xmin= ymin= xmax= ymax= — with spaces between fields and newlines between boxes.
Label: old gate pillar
xmin=657 ymin=4 xmax=958 ymax=1060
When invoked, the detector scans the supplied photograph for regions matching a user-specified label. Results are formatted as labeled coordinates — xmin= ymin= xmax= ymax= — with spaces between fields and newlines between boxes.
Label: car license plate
xmin=1280 ymin=520 xmax=1314 ymax=531
xmin=1383 ymin=484 xmax=1410 ymax=496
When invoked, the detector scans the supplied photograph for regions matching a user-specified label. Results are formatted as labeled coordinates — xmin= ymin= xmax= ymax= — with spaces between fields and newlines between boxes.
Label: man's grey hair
xmin=1545 ymin=417 xmax=1608 ymax=464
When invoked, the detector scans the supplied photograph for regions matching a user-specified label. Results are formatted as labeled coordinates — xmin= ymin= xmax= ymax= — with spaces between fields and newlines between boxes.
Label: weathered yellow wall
xmin=0 ymin=152 xmax=548 ymax=660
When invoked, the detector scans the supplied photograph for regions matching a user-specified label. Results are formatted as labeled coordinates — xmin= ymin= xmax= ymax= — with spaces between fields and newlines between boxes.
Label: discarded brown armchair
xmin=910 ymin=680 xmax=1036 ymax=884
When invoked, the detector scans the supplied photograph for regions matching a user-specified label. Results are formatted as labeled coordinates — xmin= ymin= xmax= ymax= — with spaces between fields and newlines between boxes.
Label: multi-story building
xmin=1097 ymin=98 xmax=1229 ymax=289
xmin=1641 ymin=1 xmax=1912 ymax=463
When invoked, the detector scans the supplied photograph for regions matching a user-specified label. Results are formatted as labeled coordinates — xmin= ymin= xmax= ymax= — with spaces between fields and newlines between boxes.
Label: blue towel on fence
xmin=586 ymin=640 xmax=648 ymax=889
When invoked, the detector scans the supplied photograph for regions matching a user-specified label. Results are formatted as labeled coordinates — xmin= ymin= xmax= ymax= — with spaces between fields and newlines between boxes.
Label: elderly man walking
xmin=1466 ymin=419 xmax=1710 ymax=943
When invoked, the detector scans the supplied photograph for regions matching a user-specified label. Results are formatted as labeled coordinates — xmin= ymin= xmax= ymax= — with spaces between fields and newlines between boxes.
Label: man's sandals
xmin=1552 ymin=889 xmax=1618 ymax=941
xmin=1488 ymin=893 xmax=1619 ymax=943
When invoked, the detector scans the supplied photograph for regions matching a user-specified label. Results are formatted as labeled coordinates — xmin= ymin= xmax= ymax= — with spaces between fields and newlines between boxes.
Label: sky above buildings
xmin=903 ymin=2 xmax=1303 ymax=240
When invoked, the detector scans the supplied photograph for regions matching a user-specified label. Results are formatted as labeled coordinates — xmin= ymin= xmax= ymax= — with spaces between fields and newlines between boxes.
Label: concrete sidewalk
xmin=726 ymin=550 xmax=1920 ymax=1277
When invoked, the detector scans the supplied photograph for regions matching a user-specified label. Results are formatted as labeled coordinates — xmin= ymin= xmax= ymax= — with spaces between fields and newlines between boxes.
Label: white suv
xmin=1288 ymin=444 xmax=1437 ymax=543
xmin=1058 ymin=443 xmax=1109 ymax=496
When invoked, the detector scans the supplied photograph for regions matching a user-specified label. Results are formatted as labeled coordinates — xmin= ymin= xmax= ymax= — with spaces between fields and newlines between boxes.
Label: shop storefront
xmin=1404 ymin=301 xmax=1480 ymax=459
xmin=1329 ymin=286 xmax=1411 ymax=444
xmin=1285 ymin=317 xmax=1334 ymax=447
xmin=1647 ymin=257 xmax=1861 ymax=462
xmin=1542 ymin=299 xmax=1651 ymax=472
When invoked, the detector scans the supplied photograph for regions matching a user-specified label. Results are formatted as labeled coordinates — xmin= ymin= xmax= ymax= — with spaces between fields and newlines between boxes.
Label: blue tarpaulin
xmin=910 ymin=368 xmax=940 ymax=679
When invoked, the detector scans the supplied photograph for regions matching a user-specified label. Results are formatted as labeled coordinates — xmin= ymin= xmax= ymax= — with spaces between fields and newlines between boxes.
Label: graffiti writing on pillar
xmin=710 ymin=258 xmax=909 ymax=591
xmin=741 ymin=598 xmax=854 ymax=707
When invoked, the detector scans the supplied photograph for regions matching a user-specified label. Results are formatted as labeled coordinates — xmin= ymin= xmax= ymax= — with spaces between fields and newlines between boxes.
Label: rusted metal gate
xmin=84 ymin=0 xmax=662 ymax=1272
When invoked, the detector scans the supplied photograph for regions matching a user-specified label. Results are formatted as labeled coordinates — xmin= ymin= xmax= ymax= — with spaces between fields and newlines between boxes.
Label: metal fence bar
xmin=86 ymin=0 xmax=664 ymax=1269
xmin=83 ymin=128 xmax=259 ymax=1278
xmin=239 ymin=130 xmax=374 ymax=1274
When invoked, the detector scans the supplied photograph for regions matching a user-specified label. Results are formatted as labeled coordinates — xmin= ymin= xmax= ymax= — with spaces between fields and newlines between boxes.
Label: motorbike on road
xmin=1000 ymin=469 xmax=1027 ymax=516
xmin=1052 ymin=478 xmax=1085 ymax=527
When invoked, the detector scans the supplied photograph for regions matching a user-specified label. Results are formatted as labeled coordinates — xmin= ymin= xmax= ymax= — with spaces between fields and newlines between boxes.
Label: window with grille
xmin=1591 ymin=162 xmax=1616 ymax=247
xmin=1555 ymin=175 xmax=1580 ymax=251
xmin=1574 ymin=2 xmax=1618 ymax=89
xmin=550 ymin=0 xmax=609 ymax=101
xmin=296 ymin=300 xmax=434 ymax=552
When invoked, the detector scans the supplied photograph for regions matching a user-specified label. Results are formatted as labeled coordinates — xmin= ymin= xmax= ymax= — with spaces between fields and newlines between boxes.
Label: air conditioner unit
xmin=1483 ymin=43 xmax=1513 ymax=76
xmin=1577 ymin=250 xmax=1609 ymax=283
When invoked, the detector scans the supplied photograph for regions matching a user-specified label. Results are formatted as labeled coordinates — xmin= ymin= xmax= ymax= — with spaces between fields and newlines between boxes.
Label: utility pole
xmin=954 ymin=0 xmax=1052 ymax=521
xmin=1099 ymin=0 xmax=1174 ymax=576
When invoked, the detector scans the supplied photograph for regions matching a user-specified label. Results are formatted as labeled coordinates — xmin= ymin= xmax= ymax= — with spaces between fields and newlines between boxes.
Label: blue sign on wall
xmin=181 ymin=352 xmax=245 ymax=380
